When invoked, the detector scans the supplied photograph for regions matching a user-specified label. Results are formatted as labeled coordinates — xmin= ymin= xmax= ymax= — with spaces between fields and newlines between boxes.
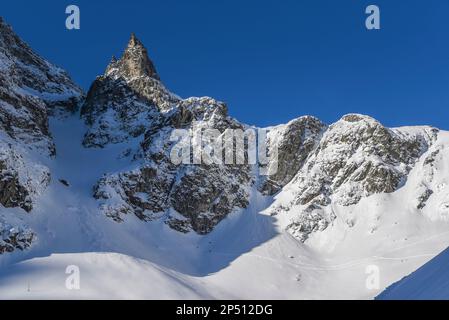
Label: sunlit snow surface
xmin=0 ymin=115 xmax=449 ymax=299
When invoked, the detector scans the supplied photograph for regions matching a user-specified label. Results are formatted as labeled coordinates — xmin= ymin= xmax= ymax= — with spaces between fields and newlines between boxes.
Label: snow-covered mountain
xmin=0 ymin=17 xmax=82 ymax=254
xmin=80 ymin=34 xmax=252 ymax=233
xmin=0 ymin=17 xmax=448 ymax=299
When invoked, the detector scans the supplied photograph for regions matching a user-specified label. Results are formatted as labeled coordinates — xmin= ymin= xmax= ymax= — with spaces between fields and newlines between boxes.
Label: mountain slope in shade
xmin=377 ymin=247 xmax=449 ymax=300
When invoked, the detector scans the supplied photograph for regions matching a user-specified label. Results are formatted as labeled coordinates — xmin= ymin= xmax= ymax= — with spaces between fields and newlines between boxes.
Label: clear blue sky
xmin=2 ymin=0 xmax=449 ymax=128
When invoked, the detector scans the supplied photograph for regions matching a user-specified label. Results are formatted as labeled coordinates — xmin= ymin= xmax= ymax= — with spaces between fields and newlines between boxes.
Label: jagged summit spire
xmin=0 ymin=16 xmax=15 ymax=35
xmin=106 ymin=33 xmax=160 ymax=80
xmin=129 ymin=32 xmax=136 ymax=43
xmin=128 ymin=32 xmax=142 ymax=48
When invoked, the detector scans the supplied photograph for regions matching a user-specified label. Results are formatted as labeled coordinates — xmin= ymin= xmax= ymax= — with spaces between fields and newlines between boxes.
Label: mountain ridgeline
xmin=0 ymin=17 xmax=448 ymax=256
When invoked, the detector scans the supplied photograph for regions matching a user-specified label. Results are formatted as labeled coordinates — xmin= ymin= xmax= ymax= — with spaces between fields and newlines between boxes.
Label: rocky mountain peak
xmin=0 ymin=16 xmax=83 ymax=115
xmin=0 ymin=16 xmax=16 ymax=37
xmin=106 ymin=33 xmax=160 ymax=81
xmin=128 ymin=32 xmax=141 ymax=47
xmin=0 ymin=17 xmax=43 ymax=70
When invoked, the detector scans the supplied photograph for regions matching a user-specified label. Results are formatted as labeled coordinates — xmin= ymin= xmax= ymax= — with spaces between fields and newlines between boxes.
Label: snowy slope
xmin=0 ymin=253 xmax=211 ymax=299
xmin=377 ymin=247 xmax=449 ymax=300
xmin=0 ymin=116 xmax=448 ymax=299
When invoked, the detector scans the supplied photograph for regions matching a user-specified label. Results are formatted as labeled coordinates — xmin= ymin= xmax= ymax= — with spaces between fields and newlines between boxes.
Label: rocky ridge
xmin=81 ymin=34 xmax=445 ymax=240
xmin=82 ymin=34 xmax=253 ymax=234
xmin=0 ymin=17 xmax=83 ymax=253
xmin=0 ymin=19 xmax=448 ymax=254
xmin=269 ymin=115 xmax=439 ymax=241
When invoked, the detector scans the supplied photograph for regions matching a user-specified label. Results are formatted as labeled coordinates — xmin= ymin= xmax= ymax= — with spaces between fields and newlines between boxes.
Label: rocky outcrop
xmin=85 ymin=34 xmax=253 ymax=234
xmin=0 ymin=221 xmax=34 ymax=254
xmin=107 ymin=33 xmax=160 ymax=81
xmin=91 ymin=95 xmax=252 ymax=233
xmin=0 ymin=17 xmax=82 ymax=253
xmin=0 ymin=17 xmax=83 ymax=153
xmin=270 ymin=114 xmax=438 ymax=241
xmin=0 ymin=17 xmax=81 ymax=210
xmin=81 ymin=34 xmax=178 ymax=148
xmin=259 ymin=116 xmax=326 ymax=195
xmin=412 ymin=144 xmax=442 ymax=211
xmin=0 ymin=145 xmax=51 ymax=212
xmin=82 ymin=35 xmax=444 ymax=239
xmin=0 ymin=17 xmax=83 ymax=118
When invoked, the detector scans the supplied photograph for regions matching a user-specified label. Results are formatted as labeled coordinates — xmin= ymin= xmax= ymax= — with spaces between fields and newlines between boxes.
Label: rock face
xmin=108 ymin=33 xmax=160 ymax=81
xmin=0 ymin=145 xmax=51 ymax=212
xmin=259 ymin=116 xmax=326 ymax=195
xmin=0 ymin=220 xmax=33 ymax=254
xmin=294 ymin=115 xmax=430 ymax=206
xmin=81 ymin=34 xmax=178 ymax=148
xmin=82 ymin=34 xmax=444 ymax=239
xmin=0 ymin=17 xmax=83 ymax=119
xmin=0 ymin=17 xmax=83 ymax=253
xmin=83 ymin=34 xmax=253 ymax=234
xmin=269 ymin=114 xmax=438 ymax=241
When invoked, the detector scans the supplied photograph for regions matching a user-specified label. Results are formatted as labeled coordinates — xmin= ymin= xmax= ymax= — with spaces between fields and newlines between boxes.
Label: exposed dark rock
xmin=270 ymin=115 xmax=437 ymax=241
xmin=59 ymin=179 xmax=70 ymax=187
xmin=107 ymin=33 xmax=160 ymax=81
xmin=259 ymin=116 xmax=326 ymax=195
xmin=84 ymin=34 xmax=254 ymax=234
xmin=0 ymin=222 xmax=34 ymax=254
xmin=417 ymin=188 xmax=433 ymax=210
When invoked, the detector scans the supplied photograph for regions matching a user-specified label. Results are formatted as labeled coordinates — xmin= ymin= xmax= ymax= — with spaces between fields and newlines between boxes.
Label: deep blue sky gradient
xmin=2 ymin=0 xmax=449 ymax=128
